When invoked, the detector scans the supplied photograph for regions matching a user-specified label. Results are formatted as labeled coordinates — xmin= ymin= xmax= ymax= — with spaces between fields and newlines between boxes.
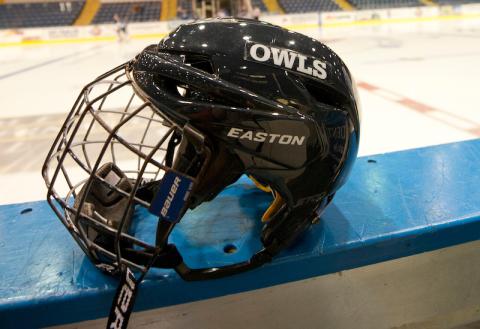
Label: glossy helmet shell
xmin=132 ymin=18 xmax=360 ymax=254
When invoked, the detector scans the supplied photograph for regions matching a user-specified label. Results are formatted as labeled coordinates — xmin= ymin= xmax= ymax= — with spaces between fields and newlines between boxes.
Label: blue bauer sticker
xmin=149 ymin=171 xmax=193 ymax=222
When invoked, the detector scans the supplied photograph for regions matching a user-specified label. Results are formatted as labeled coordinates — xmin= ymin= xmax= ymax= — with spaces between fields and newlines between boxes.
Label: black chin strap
xmin=118 ymin=200 xmax=322 ymax=282
xmin=134 ymin=131 xmax=182 ymax=204
xmin=170 ymin=208 xmax=319 ymax=281
xmin=105 ymin=129 xmax=322 ymax=327
xmin=105 ymin=206 xmax=318 ymax=329
xmin=106 ymin=267 xmax=138 ymax=329
xmin=106 ymin=131 xmax=185 ymax=329
xmin=165 ymin=130 xmax=182 ymax=168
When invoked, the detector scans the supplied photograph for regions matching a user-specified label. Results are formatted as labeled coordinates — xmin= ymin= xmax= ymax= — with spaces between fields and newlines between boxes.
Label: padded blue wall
xmin=1 ymin=140 xmax=480 ymax=328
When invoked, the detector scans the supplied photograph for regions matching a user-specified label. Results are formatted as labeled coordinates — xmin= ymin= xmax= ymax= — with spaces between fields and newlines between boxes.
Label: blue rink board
xmin=1 ymin=140 xmax=480 ymax=328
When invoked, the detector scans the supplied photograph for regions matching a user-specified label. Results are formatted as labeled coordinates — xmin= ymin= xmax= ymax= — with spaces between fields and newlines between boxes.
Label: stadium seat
xmin=251 ymin=0 xmax=268 ymax=13
xmin=0 ymin=1 xmax=85 ymax=29
xmin=278 ymin=0 xmax=341 ymax=13
xmin=436 ymin=0 xmax=480 ymax=5
xmin=91 ymin=1 xmax=161 ymax=24
xmin=348 ymin=0 xmax=423 ymax=10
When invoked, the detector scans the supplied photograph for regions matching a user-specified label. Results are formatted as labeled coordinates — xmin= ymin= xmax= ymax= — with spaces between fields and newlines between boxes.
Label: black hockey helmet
xmin=43 ymin=18 xmax=360 ymax=280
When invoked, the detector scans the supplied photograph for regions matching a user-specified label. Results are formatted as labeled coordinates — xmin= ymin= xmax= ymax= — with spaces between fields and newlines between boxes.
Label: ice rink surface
xmin=0 ymin=17 xmax=479 ymax=204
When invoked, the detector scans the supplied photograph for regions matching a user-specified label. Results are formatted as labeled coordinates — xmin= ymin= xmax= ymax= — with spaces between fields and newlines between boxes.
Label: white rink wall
xmin=1 ymin=4 xmax=480 ymax=45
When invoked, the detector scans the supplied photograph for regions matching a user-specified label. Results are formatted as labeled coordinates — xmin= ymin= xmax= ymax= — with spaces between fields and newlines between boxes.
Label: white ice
xmin=0 ymin=17 xmax=479 ymax=204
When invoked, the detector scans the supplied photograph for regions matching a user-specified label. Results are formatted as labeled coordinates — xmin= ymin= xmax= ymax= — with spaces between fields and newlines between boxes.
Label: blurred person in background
xmin=217 ymin=8 xmax=229 ymax=17
xmin=59 ymin=1 xmax=72 ymax=12
xmin=252 ymin=6 xmax=261 ymax=20
xmin=236 ymin=0 xmax=255 ymax=18
xmin=113 ymin=13 xmax=128 ymax=43
xmin=177 ymin=6 xmax=189 ymax=19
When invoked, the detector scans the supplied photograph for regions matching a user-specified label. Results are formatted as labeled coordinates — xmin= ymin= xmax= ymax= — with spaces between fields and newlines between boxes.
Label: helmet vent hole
xmin=183 ymin=54 xmax=214 ymax=74
xmin=176 ymin=85 xmax=187 ymax=97
xmin=303 ymin=79 xmax=343 ymax=107
xmin=223 ymin=244 xmax=237 ymax=254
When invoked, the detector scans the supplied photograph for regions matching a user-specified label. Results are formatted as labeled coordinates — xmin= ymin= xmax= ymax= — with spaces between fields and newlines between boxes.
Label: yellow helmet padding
xmin=249 ymin=176 xmax=285 ymax=222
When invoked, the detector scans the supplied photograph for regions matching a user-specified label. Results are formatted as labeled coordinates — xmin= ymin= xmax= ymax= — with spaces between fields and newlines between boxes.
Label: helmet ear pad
xmin=73 ymin=162 xmax=134 ymax=253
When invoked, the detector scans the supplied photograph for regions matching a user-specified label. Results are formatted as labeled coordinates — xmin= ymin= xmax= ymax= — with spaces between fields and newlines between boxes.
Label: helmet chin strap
xmin=72 ymin=130 xmax=317 ymax=329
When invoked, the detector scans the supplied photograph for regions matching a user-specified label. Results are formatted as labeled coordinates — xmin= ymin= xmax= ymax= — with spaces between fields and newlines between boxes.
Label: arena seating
xmin=0 ymin=1 xmax=85 ymax=29
xmin=1 ymin=0 xmax=480 ymax=30
xmin=279 ymin=0 xmax=340 ymax=13
xmin=436 ymin=0 xmax=480 ymax=5
xmin=251 ymin=0 xmax=268 ymax=13
xmin=348 ymin=0 xmax=423 ymax=10
xmin=92 ymin=1 xmax=161 ymax=24
xmin=177 ymin=0 xmax=193 ymax=19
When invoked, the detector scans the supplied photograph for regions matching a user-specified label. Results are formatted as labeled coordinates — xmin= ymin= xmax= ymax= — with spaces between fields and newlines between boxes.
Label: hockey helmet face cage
xmin=43 ymin=18 xmax=360 ymax=280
